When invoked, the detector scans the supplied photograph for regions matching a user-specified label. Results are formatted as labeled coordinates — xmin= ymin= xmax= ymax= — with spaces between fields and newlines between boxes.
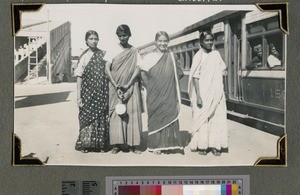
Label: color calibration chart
xmin=106 ymin=176 xmax=250 ymax=195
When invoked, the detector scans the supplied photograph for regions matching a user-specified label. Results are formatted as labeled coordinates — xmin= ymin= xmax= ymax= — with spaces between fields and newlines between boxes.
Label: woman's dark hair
xmin=269 ymin=43 xmax=276 ymax=50
xmin=116 ymin=24 xmax=131 ymax=37
xmin=155 ymin=31 xmax=169 ymax=41
xmin=199 ymin=31 xmax=215 ymax=44
xmin=85 ymin=30 xmax=99 ymax=41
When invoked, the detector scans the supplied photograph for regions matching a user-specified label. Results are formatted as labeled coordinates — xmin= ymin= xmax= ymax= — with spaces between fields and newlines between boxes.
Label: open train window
xmin=245 ymin=16 xmax=285 ymax=70
xmin=214 ymin=32 xmax=225 ymax=61
xmin=175 ymin=53 xmax=185 ymax=70
xmin=172 ymin=39 xmax=200 ymax=71
xmin=266 ymin=33 xmax=284 ymax=69
xmin=214 ymin=32 xmax=225 ymax=43
xmin=186 ymin=50 xmax=193 ymax=69
xmin=246 ymin=37 xmax=263 ymax=70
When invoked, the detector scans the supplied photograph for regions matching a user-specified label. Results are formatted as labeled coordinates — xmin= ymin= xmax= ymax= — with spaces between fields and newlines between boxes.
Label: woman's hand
xmin=118 ymin=84 xmax=128 ymax=93
xmin=122 ymin=91 xmax=132 ymax=102
xmin=117 ymin=89 xmax=124 ymax=100
xmin=196 ymin=97 xmax=203 ymax=108
xmin=77 ymin=98 xmax=83 ymax=108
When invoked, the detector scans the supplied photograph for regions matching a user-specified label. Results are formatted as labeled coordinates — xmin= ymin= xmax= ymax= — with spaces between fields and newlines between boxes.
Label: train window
xmin=171 ymin=39 xmax=200 ymax=71
xmin=214 ymin=32 xmax=225 ymax=42
xmin=194 ymin=41 xmax=200 ymax=48
xmin=188 ymin=42 xmax=194 ymax=49
xmin=266 ymin=17 xmax=279 ymax=31
xmin=245 ymin=16 xmax=285 ymax=70
xmin=247 ymin=22 xmax=264 ymax=34
xmin=182 ymin=52 xmax=187 ymax=69
xmin=169 ymin=46 xmax=176 ymax=53
xmin=186 ymin=51 xmax=193 ymax=69
xmin=214 ymin=32 xmax=225 ymax=61
xmin=266 ymin=33 xmax=283 ymax=69
xmin=215 ymin=44 xmax=225 ymax=61
xmin=177 ymin=53 xmax=185 ymax=69
xmin=246 ymin=37 xmax=263 ymax=70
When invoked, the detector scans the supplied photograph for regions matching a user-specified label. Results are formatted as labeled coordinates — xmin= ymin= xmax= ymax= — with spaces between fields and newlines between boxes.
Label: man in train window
xmin=267 ymin=43 xmax=281 ymax=68
xmin=246 ymin=44 xmax=262 ymax=70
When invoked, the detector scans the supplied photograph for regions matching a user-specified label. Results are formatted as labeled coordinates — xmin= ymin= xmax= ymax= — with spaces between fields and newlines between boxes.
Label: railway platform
xmin=14 ymin=82 xmax=279 ymax=166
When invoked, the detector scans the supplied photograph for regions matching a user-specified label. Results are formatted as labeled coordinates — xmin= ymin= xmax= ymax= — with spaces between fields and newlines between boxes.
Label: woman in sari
xmin=188 ymin=31 xmax=228 ymax=156
xmin=123 ymin=31 xmax=184 ymax=155
xmin=105 ymin=25 xmax=142 ymax=154
xmin=75 ymin=30 xmax=110 ymax=153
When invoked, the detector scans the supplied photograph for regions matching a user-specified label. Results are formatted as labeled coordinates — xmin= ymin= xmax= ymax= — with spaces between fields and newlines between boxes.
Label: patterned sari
xmin=75 ymin=49 xmax=109 ymax=151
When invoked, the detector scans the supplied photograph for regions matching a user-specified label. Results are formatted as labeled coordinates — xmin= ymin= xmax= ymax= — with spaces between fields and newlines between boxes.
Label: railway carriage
xmin=139 ymin=10 xmax=285 ymax=136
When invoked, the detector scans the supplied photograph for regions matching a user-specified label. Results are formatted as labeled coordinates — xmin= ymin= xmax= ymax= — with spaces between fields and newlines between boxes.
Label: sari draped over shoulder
xmin=188 ymin=49 xmax=228 ymax=150
xmin=141 ymin=51 xmax=183 ymax=151
xmin=109 ymin=47 xmax=142 ymax=146
xmin=76 ymin=49 xmax=109 ymax=151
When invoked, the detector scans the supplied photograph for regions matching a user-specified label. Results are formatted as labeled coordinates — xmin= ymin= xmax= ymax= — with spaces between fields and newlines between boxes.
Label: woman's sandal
xmin=110 ymin=147 xmax=120 ymax=154
xmin=198 ymin=149 xmax=208 ymax=155
xmin=75 ymin=142 xmax=82 ymax=151
xmin=180 ymin=149 xmax=185 ymax=155
xmin=130 ymin=146 xmax=142 ymax=154
xmin=75 ymin=143 xmax=89 ymax=153
xmin=80 ymin=149 xmax=89 ymax=153
xmin=153 ymin=150 xmax=162 ymax=155
xmin=212 ymin=148 xmax=221 ymax=156
xmin=132 ymin=149 xmax=142 ymax=154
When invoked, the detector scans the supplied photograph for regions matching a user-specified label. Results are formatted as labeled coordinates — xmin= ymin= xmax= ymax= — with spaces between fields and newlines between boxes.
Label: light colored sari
xmin=188 ymin=49 xmax=228 ymax=150
xmin=109 ymin=45 xmax=142 ymax=146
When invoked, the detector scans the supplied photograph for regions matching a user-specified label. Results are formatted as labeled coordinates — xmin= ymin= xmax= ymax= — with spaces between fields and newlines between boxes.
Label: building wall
xmin=15 ymin=57 xmax=28 ymax=82
xmin=50 ymin=22 xmax=72 ymax=83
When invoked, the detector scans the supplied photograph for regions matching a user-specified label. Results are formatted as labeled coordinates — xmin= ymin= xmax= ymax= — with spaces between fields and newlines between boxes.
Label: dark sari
xmin=75 ymin=49 xmax=109 ymax=151
xmin=143 ymin=52 xmax=183 ymax=151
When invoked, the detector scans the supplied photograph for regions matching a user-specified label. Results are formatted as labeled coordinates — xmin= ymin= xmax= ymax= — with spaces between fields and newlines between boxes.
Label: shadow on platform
xmin=15 ymin=91 xmax=72 ymax=109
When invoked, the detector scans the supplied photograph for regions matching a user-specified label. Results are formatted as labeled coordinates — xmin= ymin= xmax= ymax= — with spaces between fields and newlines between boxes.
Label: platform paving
xmin=14 ymin=82 xmax=279 ymax=166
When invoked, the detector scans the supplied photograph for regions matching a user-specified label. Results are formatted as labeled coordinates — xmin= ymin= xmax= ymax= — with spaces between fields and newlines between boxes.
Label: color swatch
xmin=107 ymin=176 xmax=249 ymax=195
xmin=118 ymin=184 xmax=239 ymax=195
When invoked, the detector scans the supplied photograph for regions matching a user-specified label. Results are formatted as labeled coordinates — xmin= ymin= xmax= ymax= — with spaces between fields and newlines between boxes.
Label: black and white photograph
xmin=14 ymin=3 xmax=285 ymax=166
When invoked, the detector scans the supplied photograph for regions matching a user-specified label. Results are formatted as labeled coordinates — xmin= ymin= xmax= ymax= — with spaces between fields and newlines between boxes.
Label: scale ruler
xmin=106 ymin=176 xmax=250 ymax=195
xmin=62 ymin=181 xmax=100 ymax=195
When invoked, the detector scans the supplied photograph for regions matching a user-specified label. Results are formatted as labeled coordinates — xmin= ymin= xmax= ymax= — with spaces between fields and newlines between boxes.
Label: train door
xmin=224 ymin=17 xmax=242 ymax=101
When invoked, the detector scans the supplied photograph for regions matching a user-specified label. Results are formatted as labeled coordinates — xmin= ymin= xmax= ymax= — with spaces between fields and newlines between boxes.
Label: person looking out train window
xmin=246 ymin=44 xmax=262 ymax=70
xmin=267 ymin=43 xmax=281 ymax=68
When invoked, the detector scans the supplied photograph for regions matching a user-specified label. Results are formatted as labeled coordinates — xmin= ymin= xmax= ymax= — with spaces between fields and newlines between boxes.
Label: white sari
xmin=188 ymin=49 xmax=228 ymax=150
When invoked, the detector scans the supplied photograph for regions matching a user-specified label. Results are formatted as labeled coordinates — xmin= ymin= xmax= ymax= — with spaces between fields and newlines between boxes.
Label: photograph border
xmin=2 ymin=0 xmax=300 ymax=194
xmin=12 ymin=2 xmax=288 ymax=167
